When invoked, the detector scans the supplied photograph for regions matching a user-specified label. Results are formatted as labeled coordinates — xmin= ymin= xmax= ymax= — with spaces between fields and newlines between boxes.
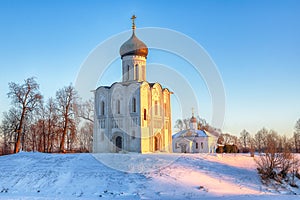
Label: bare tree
xmin=225 ymin=133 xmax=235 ymax=145
xmin=255 ymin=128 xmax=268 ymax=153
xmin=216 ymin=133 xmax=239 ymax=153
xmin=217 ymin=134 xmax=224 ymax=145
xmin=174 ymin=119 xmax=184 ymax=131
xmin=255 ymin=131 xmax=296 ymax=185
xmin=7 ymin=77 xmax=42 ymax=153
xmin=267 ymin=130 xmax=280 ymax=150
xmin=291 ymin=153 xmax=300 ymax=187
xmin=249 ymin=136 xmax=255 ymax=157
xmin=56 ymin=85 xmax=78 ymax=152
xmin=38 ymin=103 xmax=47 ymax=152
xmin=197 ymin=117 xmax=208 ymax=130
xmin=294 ymin=119 xmax=300 ymax=153
xmin=0 ymin=129 xmax=2 ymax=155
xmin=76 ymin=98 xmax=94 ymax=152
xmin=0 ymin=108 xmax=20 ymax=154
xmin=30 ymin=101 xmax=47 ymax=152
xmin=78 ymin=122 xmax=93 ymax=152
xmin=239 ymin=129 xmax=251 ymax=150
xmin=255 ymin=134 xmax=283 ymax=181
xmin=183 ymin=118 xmax=190 ymax=130
xmin=77 ymin=98 xmax=94 ymax=123
xmin=45 ymin=98 xmax=59 ymax=152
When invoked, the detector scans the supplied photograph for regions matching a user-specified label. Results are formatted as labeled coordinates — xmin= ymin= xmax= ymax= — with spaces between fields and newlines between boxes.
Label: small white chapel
xmin=93 ymin=16 xmax=172 ymax=153
xmin=172 ymin=113 xmax=218 ymax=153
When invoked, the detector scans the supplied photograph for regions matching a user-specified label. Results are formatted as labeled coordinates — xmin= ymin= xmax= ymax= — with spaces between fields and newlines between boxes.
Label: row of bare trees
xmin=216 ymin=121 xmax=300 ymax=154
xmin=0 ymin=77 xmax=94 ymax=155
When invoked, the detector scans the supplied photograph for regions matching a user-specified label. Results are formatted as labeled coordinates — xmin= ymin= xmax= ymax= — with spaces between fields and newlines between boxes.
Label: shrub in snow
xmin=255 ymin=137 xmax=300 ymax=188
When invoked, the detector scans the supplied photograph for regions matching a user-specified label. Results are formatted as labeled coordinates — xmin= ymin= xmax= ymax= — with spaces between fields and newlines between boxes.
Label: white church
xmin=172 ymin=114 xmax=218 ymax=153
xmin=93 ymin=16 xmax=172 ymax=153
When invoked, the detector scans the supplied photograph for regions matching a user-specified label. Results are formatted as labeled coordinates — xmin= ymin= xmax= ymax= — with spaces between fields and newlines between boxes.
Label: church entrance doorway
xmin=154 ymin=135 xmax=161 ymax=151
xmin=115 ymin=136 xmax=122 ymax=152
xmin=180 ymin=144 xmax=187 ymax=153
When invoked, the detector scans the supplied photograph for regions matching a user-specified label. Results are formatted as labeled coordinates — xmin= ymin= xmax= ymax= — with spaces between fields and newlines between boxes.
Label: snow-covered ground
xmin=0 ymin=152 xmax=299 ymax=199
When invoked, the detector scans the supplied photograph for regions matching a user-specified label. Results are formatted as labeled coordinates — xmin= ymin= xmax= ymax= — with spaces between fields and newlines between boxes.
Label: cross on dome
xmin=131 ymin=15 xmax=136 ymax=30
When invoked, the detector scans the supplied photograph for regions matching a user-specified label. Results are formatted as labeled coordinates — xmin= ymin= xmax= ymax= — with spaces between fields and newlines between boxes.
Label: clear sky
xmin=0 ymin=0 xmax=299 ymax=136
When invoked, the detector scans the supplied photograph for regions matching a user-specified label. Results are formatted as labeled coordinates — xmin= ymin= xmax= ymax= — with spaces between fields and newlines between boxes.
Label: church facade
xmin=93 ymin=16 xmax=172 ymax=153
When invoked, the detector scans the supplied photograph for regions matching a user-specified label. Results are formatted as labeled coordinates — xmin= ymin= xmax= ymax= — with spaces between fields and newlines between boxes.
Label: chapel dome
xmin=119 ymin=31 xmax=148 ymax=58
xmin=190 ymin=116 xmax=197 ymax=123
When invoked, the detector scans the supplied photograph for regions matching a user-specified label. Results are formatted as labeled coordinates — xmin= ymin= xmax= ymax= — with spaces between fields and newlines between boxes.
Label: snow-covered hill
xmin=0 ymin=152 xmax=299 ymax=199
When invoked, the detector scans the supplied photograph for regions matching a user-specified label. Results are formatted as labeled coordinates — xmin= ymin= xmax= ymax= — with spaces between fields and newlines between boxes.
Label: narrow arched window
xmin=117 ymin=99 xmax=121 ymax=114
xmin=132 ymin=97 xmax=136 ymax=113
xmin=101 ymin=131 xmax=104 ymax=141
xmin=155 ymin=101 xmax=158 ymax=115
xmin=101 ymin=101 xmax=105 ymax=115
xmin=132 ymin=131 xmax=136 ymax=139
xmin=127 ymin=65 xmax=130 ymax=80
xmin=135 ymin=64 xmax=139 ymax=80
xmin=143 ymin=109 xmax=147 ymax=120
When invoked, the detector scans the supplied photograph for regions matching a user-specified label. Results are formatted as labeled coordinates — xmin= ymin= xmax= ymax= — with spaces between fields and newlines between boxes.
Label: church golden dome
xmin=119 ymin=15 xmax=148 ymax=58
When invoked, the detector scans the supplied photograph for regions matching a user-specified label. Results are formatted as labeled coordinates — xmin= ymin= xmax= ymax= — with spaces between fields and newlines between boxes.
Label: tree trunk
xmin=59 ymin=117 xmax=68 ymax=152
xmin=32 ymin=129 xmax=36 ymax=152
xmin=42 ymin=120 xmax=46 ymax=152
xmin=295 ymin=135 xmax=298 ymax=153
xmin=47 ymin=118 xmax=52 ymax=153
xmin=14 ymin=107 xmax=26 ymax=153
xmin=14 ymin=132 xmax=21 ymax=153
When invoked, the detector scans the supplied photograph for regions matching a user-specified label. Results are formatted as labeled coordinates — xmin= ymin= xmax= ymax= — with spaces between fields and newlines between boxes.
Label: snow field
xmin=0 ymin=152 xmax=299 ymax=199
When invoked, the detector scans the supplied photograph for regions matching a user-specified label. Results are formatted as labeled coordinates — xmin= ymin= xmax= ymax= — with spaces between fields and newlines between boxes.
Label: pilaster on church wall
xmin=161 ymin=89 xmax=172 ymax=152
xmin=93 ymin=88 xmax=107 ymax=152
xmin=151 ymin=84 xmax=163 ymax=137
xmin=128 ymin=83 xmax=141 ymax=139
xmin=92 ymin=118 xmax=98 ymax=152
xmin=140 ymin=82 xmax=150 ymax=152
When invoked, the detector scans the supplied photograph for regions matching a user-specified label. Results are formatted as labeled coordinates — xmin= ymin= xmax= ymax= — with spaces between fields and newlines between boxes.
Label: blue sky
xmin=0 ymin=0 xmax=299 ymax=136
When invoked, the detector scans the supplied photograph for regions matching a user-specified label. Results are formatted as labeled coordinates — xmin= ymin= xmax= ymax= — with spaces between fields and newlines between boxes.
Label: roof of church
xmin=119 ymin=15 xmax=148 ymax=58
xmin=96 ymin=81 xmax=171 ymax=92
xmin=172 ymin=129 xmax=209 ymax=139
xmin=174 ymin=137 xmax=194 ymax=143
